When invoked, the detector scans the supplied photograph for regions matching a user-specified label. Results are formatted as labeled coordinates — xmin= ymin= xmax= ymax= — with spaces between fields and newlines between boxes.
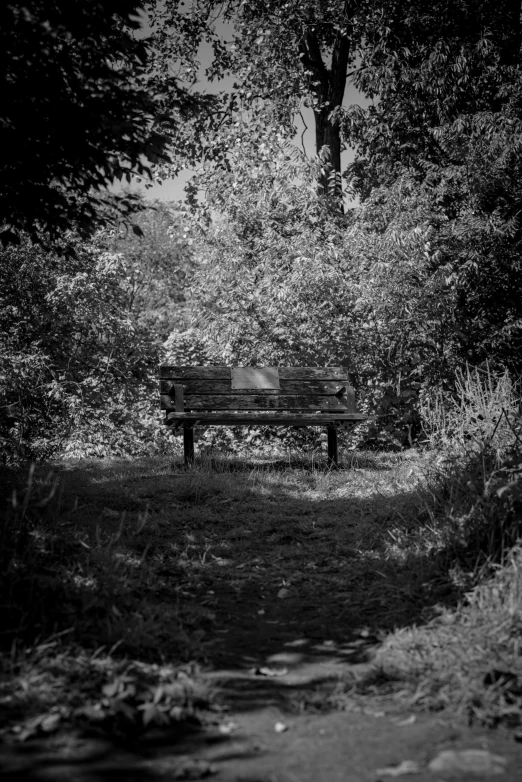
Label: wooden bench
xmin=159 ymin=366 xmax=367 ymax=467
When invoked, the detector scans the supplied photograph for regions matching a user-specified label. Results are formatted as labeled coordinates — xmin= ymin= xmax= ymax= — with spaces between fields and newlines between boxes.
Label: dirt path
xmin=2 ymin=455 xmax=521 ymax=780
xmin=3 ymin=640 xmax=521 ymax=781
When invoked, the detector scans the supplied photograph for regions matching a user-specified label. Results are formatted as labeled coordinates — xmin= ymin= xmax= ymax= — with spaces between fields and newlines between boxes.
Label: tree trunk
xmin=300 ymin=30 xmax=351 ymax=194
xmin=315 ymin=95 xmax=343 ymax=176
xmin=499 ymin=0 xmax=521 ymax=65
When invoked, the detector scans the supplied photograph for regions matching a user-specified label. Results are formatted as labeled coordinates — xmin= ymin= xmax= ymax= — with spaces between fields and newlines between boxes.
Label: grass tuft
xmin=352 ymin=544 xmax=522 ymax=727
xmin=1 ymin=375 xmax=522 ymax=743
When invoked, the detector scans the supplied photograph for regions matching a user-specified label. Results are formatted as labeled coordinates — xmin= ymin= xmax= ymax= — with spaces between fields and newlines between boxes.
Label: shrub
xmin=0 ymin=236 xmax=154 ymax=461
xmin=421 ymin=363 xmax=520 ymax=457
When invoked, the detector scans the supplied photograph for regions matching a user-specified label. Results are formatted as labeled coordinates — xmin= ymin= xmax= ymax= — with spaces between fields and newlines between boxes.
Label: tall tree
xmin=147 ymin=0 xmax=362 ymax=192
xmin=0 ymin=1 xmax=187 ymax=245
xmin=342 ymin=0 xmax=522 ymax=194
xmin=340 ymin=0 xmax=522 ymax=371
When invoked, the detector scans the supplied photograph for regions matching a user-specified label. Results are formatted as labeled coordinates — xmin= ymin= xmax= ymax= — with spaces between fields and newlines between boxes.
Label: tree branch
xmin=298 ymin=109 xmax=308 ymax=155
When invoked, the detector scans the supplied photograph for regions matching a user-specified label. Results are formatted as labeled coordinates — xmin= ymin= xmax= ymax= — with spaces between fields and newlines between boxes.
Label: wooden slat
xmin=159 ymin=366 xmax=349 ymax=381
xmin=165 ymin=412 xmax=367 ymax=425
xmin=159 ymin=380 xmax=350 ymax=396
xmin=161 ymin=394 xmax=350 ymax=411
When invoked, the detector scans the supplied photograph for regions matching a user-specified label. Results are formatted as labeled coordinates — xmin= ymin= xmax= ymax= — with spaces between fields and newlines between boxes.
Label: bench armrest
xmin=160 ymin=384 xmax=185 ymax=412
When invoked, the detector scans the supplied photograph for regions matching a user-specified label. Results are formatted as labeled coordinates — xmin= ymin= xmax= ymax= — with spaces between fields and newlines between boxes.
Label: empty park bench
xmin=159 ymin=366 xmax=367 ymax=466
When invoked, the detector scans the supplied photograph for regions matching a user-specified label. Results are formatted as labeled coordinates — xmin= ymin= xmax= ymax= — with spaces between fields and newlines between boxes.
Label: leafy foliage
xmin=189 ymin=142 xmax=349 ymax=364
xmin=178 ymin=141 xmax=452 ymax=446
xmin=147 ymin=0 xmax=361 ymax=187
xmin=0 ymin=0 xmax=181 ymax=244
xmin=147 ymin=1 xmax=522 ymax=446
xmin=107 ymin=200 xmax=196 ymax=341
xmin=0 ymin=236 xmax=152 ymax=460
xmin=341 ymin=0 xmax=522 ymax=375
xmin=0 ymin=196 xmax=198 ymax=461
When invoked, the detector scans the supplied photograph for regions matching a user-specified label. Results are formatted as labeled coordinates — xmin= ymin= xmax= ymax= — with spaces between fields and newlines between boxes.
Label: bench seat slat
xmin=165 ymin=412 xmax=367 ymax=425
xmin=159 ymin=380 xmax=350 ymax=396
xmin=161 ymin=394 xmax=350 ymax=411
xmin=159 ymin=366 xmax=349 ymax=381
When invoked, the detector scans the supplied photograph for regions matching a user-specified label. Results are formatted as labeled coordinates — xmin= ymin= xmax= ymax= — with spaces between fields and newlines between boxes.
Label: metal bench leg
xmin=183 ymin=426 xmax=195 ymax=465
xmin=327 ymin=425 xmax=338 ymax=468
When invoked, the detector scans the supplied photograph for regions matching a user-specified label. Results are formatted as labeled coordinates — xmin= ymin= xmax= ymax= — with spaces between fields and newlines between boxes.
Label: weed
xmin=1 ymin=395 xmax=522 ymax=743
xmin=338 ymin=365 xmax=522 ymax=729
xmin=354 ymin=545 xmax=522 ymax=727
xmin=0 ymin=639 xmax=209 ymax=743
xmin=421 ymin=363 xmax=519 ymax=457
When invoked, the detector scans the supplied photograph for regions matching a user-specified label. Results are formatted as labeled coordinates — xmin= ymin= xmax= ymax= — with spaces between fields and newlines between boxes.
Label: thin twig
xmin=298 ymin=109 xmax=308 ymax=155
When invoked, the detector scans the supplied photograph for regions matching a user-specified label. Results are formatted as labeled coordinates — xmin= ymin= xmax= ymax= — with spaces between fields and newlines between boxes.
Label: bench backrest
xmin=159 ymin=366 xmax=356 ymax=412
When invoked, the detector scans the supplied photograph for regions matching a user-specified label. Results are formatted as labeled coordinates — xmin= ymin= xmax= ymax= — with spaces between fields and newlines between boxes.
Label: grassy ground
xmin=1 ymin=445 xmax=521 ymax=748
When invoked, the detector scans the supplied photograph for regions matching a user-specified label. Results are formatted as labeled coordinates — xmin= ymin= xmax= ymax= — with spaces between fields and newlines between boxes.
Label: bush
xmin=0 ymin=236 xmax=154 ymax=461
xmin=182 ymin=148 xmax=462 ymax=448
xmin=421 ymin=363 xmax=520 ymax=457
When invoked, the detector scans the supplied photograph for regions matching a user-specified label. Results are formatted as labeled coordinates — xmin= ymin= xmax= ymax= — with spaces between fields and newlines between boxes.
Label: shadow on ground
xmin=3 ymin=453 xmax=509 ymax=781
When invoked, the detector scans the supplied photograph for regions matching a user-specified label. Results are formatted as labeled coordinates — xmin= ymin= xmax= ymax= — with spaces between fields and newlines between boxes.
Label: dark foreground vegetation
xmin=1 ymin=387 xmax=522 ymax=748
xmin=1 ymin=0 xmax=522 ymax=774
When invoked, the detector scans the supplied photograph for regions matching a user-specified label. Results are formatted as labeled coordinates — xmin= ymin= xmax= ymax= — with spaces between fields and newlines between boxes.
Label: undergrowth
xmin=1 ymin=366 xmax=521 ymax=746
xmin=357 ymin=544 xmax=522 ymax=728
xmin=346 ymin=365 xmax=522 ymax=728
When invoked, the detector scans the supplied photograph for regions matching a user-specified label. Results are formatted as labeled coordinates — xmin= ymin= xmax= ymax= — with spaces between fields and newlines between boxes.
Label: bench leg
xmin=183 ymin=426 xmax=195 ymax=465
xmin=327 ymin=425 xmax=338 ymax=468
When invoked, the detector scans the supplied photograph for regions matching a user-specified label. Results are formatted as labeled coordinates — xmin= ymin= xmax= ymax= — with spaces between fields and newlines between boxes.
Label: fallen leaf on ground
xmin=40 ymin=712 xmax=61 ymax=732
xmin=14 ymin=711 xmax=62 ymax=741
xmin=364 ymin=709 xmax=385 ymax=718
xmin=218 ymin=720 xmax=239 ymax=735
xmin=395 ymin=715 xmax=416 ymax=726
xmin=428 ymin=749 xmax=507 ymax=775
xmin=253 ymin=666 xmax=288 ymax=677
xmin=375 ymin=760 xmax=420 ymax=777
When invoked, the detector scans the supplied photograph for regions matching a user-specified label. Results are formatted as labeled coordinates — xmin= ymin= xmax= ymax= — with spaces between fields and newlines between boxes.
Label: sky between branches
xmin=113 ymin=10 xmax=370 ymax=204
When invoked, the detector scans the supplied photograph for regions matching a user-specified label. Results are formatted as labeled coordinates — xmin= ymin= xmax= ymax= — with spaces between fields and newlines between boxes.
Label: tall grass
xmin=1 ymin=365 xmax=521 ymax=741
xmin=421 ymin=363 xmax=520 ymax=457
xmin=418 ymin=365 xmax=522 ymax=564
xmin=350 ymin=365 xmax=522 ymax=727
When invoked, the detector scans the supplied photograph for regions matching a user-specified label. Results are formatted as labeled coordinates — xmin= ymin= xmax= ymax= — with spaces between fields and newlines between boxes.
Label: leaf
xmin=375 ymin=760 xmax=420 ymax=777
xmin=395 ymin=715 xmax=416 ymax=726
xmin=132 ymin=224 xmax=144 ymax=237
xmin=140 ymin=703 xmax=165 ymax=727
xmin=218 ymin=720 xmax=239 ymax=735
xmin=103 ymin=680 xmax=120 ymax=698
xmin=253 ymin=666 xmax=288 ymax=677
xmin=428 ymin=750 xmax=507 ymax=775
xmin=40 ymin=712 xmax=61 ymax=733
